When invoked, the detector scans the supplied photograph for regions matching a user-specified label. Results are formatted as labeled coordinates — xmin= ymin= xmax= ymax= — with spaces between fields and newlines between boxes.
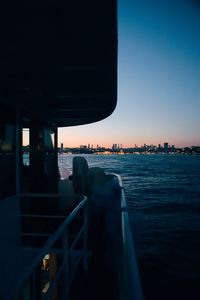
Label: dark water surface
xmin=59 ymin=154 xmax=200 ymax=300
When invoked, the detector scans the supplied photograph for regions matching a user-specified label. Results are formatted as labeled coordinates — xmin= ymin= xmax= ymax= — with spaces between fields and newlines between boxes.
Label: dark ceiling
xmin=0 ymin=0 xmax=117 ymax=127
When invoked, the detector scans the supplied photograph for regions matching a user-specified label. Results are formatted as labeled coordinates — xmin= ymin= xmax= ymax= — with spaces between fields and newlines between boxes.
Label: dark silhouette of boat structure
xmin=0 ymin=1 xmax=142 ymax=299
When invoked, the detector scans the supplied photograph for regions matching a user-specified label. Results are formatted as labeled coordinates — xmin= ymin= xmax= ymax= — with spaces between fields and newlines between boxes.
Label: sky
xmin=59 ymin=0 xmax=200 ymax=148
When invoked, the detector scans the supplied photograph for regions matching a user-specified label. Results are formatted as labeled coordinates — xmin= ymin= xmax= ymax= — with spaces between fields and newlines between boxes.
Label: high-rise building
xmin=61 ymin=143 xmax=63 ymax=149
xmin=112 ymin=144 xmax=119 ymax=151
xmin=164 ymin=142 xmax=168 ymax=149
xmin=112 ymin=144 xmax=122 ymax=151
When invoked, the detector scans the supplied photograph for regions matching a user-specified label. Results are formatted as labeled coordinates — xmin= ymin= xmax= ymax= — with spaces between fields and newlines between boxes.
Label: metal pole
xmin=83 ymin=203 xmax=88 ymax=271
xmin=62 ymin=227 xmax=69 ymax=300
xmin=15 ymin=109 xmax=21 ymax=196
xmin=31 ymin=265 xmax=42 ymax=300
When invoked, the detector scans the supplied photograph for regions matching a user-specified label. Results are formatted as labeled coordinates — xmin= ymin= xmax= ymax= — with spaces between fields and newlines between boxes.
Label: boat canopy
xmin=0 ymin=0 xmax=117 ymax=127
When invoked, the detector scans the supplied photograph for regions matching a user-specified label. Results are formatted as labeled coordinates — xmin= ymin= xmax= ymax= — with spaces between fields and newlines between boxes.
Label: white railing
xmin=113 ymin=174 xmax=143 ymax=300
xmin=8 ymin=195 xmax=88 ymax=300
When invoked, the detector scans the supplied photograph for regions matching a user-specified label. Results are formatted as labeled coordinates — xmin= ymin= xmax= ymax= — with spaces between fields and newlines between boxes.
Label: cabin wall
xmin=0 ymin=195 xmax=21 ymax=296
xmin=0 ymin=104 xmax=16 ymax=199
xmin=0 ymin=195 xmax=21 ymax=249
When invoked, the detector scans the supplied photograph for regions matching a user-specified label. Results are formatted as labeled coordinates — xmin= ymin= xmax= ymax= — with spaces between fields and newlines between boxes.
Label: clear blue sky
xmin=59 ymin=0 xmax=200 ymax=148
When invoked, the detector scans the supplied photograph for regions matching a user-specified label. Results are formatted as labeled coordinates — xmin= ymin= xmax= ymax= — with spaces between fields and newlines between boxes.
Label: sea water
xmin=58 ymin=153 xmax=200 ymax=300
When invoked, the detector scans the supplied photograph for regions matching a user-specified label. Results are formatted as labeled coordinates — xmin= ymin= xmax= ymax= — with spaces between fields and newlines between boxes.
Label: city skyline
xmin=57 ymin=141 xmax=198 ymax=150
xmin=51 ymin=142 xmax=200 ymax=155
xmin=58 ymin=0 xmax=200 ymax=148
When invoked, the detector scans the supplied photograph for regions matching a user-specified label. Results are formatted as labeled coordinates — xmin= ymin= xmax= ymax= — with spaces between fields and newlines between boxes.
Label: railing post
xmin=83 ymin=203 xmax=88 ymax=271
xmin=62 ymin=227 xmax=69 ymax=300
xmin=31 ymin=265 xmax=42 ymax=300
xmin=15 ymin=109 xmax=21 ymax=197
xmin=49 ymin=253 xmax=59 ymax=300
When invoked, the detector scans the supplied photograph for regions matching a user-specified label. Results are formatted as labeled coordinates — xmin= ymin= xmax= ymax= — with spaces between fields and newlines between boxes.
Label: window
xmin=22 ymin=128 xmax=30 ymax=166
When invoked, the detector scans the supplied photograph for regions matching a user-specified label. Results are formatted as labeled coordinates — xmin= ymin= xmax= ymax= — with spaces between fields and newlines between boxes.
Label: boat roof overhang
xmin=0 ymin=0 xmax=117 ymax=127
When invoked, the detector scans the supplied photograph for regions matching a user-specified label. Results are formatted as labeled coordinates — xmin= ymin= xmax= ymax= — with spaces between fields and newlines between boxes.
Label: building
xmin=164 ymin=142 xmax=169 ymax=149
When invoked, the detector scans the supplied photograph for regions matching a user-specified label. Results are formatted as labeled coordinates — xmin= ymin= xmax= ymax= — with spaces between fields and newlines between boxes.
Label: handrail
xmin=9 ymin=195 xmax=88 ymax=299
xmin=113 ymin=174 xmax=143 ymax=300
xmin=8 ymin=176 xmax=142 ymax=299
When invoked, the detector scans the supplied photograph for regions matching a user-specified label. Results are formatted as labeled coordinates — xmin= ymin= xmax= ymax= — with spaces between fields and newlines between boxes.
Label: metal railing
xmin=8 ymin=195 xmax=88 ymax=300
xmin=6 ymin=173 xmax=143 ymax=300
xmin=113 ymin=174 xmax=143 ymax=300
